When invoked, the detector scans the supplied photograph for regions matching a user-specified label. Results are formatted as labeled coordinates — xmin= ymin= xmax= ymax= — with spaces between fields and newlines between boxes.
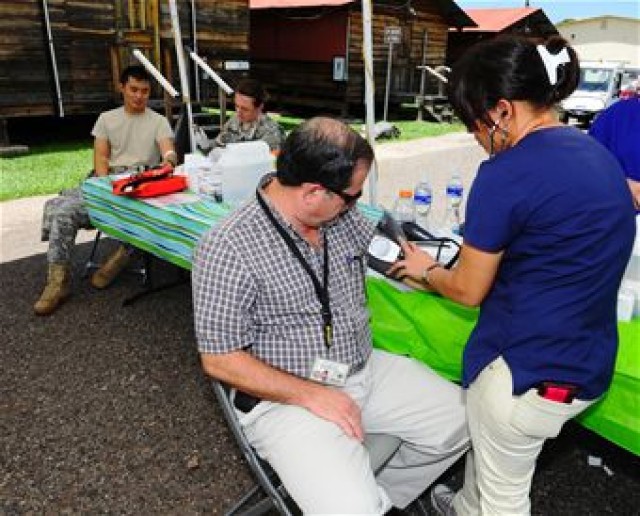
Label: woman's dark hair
xmin=235 ymin=78 xmax=267 ymax=107
xmin=448 ymin=35 xmax=580 ymax=131
xmin=120 ymin=65 xmax=151 ymax=85
xmin=276 ymin=117 xmax=374 ymax=192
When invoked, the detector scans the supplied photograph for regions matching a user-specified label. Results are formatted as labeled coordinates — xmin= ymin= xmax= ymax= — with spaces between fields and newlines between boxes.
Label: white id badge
xmin=310 ymin=357 xmax=349 ymax=387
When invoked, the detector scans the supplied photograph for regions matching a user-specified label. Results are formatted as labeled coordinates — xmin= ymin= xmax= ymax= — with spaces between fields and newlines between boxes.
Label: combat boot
xmin=90 ymin=245 xmax=131 ymax=289
xmin=34 ymin=263 xmax=71 ymax=316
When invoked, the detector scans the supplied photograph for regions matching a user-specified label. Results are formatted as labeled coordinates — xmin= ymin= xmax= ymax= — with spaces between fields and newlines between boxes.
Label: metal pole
xmin=189 ymin=52 xmax=234 ymax=95
xmin=42 ymin=0 xmax=64 ymax=117
xmin=417 ymin=30 xmax=428 ymax=121
xmin=190 ymin=0 xmax=200 ymax=102
xmin=169 ymin=0 xmax=196 ymax=153
xmin=361 ymin=0 xmax=377 ymax=206
xmin=133 ymin=49 xmax=180 ymax=98
xmin=383 ymin=41 xmax=393 ymax=121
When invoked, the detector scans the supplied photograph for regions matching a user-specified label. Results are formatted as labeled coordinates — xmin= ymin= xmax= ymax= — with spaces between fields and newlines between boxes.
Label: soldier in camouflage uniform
xmin=34 ymin=65 xmax=175 ymax=316
xmin=214 ymin=78 xmax=285 ymax=152
xmin=40 ymin=187 xmax=92 ymax=264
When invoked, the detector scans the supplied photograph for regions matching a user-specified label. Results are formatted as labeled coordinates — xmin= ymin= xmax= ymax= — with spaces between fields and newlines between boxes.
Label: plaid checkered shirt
xmin=192 ymin=189 xmax=376 ymax=378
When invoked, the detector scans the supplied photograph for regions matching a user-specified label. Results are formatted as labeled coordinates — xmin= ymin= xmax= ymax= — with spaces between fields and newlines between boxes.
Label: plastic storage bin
xmin=215 ymin=141 xmax=272 ymax=205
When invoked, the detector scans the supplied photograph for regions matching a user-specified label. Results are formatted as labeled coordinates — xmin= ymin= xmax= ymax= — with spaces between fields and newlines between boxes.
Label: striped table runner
xmin=82 ymin=176 xmax=382 ymax=270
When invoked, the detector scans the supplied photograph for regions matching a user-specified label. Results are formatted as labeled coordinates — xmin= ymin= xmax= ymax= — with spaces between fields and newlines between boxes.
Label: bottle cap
xmin=399 ymin=189 xmax=412 ymax=198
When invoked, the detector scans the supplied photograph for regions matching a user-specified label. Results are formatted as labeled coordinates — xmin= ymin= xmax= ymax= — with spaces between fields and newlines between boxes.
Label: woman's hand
xmin=386 ymin=240 xmax=438 ymax=283
xmin=627 ymin=178 xmax=640 ymax=210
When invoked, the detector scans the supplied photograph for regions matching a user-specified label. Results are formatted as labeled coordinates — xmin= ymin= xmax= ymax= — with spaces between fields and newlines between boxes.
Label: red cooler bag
xmin=112 ymin=165 xmax=187 ymax=198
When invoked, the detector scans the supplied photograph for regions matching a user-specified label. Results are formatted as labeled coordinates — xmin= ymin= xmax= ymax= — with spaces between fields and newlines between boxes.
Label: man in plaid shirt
xmin=192 ymin=117 xmax=469 ymax=513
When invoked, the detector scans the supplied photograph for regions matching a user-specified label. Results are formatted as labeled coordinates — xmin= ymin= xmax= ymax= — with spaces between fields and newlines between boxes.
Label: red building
xmin=250 ymin=0 xmax=474 ymax=116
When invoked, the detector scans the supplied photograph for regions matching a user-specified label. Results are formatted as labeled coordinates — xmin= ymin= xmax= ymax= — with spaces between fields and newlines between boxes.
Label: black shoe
xmin=430 ymin=484 xmax=456 ymax=516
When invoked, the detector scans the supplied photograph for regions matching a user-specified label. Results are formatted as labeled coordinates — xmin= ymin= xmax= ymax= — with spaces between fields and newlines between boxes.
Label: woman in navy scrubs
xmin=389 ymin=35 xmax=636 ymax=515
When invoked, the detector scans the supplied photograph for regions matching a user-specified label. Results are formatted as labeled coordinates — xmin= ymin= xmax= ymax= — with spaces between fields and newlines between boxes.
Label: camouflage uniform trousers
xmin=41 ymin=187 xmax=93 ymax=265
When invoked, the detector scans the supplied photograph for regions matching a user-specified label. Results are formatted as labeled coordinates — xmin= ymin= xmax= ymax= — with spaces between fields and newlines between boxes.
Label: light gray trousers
xmin=238 ymin=349 xmax=470 ymax=514
xmin=453 ymin=356 xmax=596 ymax=516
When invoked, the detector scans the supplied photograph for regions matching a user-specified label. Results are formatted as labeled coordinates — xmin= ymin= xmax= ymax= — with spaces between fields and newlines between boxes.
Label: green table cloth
xmin=83 ymin=176 xmax=640 ymax=456
xmin=367 ymin=278 xmax=640 ymax=456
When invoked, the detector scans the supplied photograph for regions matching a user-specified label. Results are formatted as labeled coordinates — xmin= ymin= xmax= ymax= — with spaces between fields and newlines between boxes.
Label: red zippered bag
xmin=111 ymin=165 xmax=187 ymax=198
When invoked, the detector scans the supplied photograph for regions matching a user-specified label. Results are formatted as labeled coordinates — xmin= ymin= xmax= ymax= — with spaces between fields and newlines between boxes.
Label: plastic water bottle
xmin=198 ymin=163 xmax=223 ymax=203
xmin=197 ymin=148 xmax=224 ymax=202
xmin=413 ymin=177 xmax=432 ymax=229
xmin=392 ymin=189 xmax=416 ymax=223
xmin=444 ymin=173 xmax=464 ymax=235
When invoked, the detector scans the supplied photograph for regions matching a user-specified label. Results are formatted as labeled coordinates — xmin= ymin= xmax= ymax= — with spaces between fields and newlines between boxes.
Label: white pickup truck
xmin=559 ymin=61 xmax=626 ymax=126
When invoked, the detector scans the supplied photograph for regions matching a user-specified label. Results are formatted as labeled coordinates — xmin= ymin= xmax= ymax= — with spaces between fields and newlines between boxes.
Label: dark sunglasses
xmin=323 ymin=185 xmax=362 ymax=205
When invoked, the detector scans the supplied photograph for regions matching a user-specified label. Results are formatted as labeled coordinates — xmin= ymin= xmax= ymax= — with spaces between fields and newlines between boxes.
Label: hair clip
xmin=536 ymin=45 xmax=570 ymax=86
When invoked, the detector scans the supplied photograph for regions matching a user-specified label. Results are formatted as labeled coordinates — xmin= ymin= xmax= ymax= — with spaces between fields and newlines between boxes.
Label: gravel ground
xmin=3 ymin=116 xmax=637 ymax=514
xmin=1 ymin=244 xmax=254 ymax=514
xmin=2 ymin=238 xmax=639 ymax=515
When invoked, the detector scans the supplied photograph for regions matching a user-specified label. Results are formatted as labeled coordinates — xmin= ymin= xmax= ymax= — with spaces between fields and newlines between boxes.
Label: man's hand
xmin=200 ymin=351 xmax=364 ymax=441
xmin=161 ymin=149 xmax=177 ymax=169
xmin=299 ymin=383 xmax=364 ymax=442
xmin=159 ymin=139 xmax=176 ymax=169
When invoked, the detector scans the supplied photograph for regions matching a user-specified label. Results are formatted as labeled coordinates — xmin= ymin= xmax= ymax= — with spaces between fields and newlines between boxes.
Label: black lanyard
xmin=256 ymin=192 xmax=333 ymax=348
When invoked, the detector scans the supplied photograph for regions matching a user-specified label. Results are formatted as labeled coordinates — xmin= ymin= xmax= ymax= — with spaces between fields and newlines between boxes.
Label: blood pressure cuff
xmin=111 ymin=164 xmax=187 ymax=198
xmin=366 ymin=211 xmax=407 ymax=275
xmin=401 ymin=222 xmax=461 ymax=269
xmin=366 ymin=211 xmax=461 ymax=277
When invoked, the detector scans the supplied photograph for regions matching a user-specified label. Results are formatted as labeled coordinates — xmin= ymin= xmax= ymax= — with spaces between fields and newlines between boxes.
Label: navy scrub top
xmin=462 ymin=126 xmax=636 ymax=400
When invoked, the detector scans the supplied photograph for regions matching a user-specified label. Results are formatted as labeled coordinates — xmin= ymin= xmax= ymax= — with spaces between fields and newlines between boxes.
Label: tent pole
xmin=190 ymin=0 xmax=201 ymax=102
xmin=189 ymin=51 xmax=233 ymax=95
xmin=41 ymin=0 xmax=64 ymax=117
xmin=133 ymin=49 xmax=180 ymax=98
xmin=169 ymin=0 xmax=196 ymax=153
xmin=361 ymin=0 xmax=377 ymax=206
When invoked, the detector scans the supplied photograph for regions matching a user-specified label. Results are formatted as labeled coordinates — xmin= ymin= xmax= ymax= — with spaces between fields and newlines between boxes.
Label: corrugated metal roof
xmin=461 ymin=7 xmax=539 ymax=32
xmin=250 ymin=0 xmax=351 ymax=8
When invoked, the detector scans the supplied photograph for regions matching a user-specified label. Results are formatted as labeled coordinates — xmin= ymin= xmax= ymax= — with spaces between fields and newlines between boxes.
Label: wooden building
xmin=249 ymin=0 xmax=474 ymax=116
xmin=0 ymin=1 xmax=249 ymax=125
xmin=447 ymin=7 xmax=558 ymax=66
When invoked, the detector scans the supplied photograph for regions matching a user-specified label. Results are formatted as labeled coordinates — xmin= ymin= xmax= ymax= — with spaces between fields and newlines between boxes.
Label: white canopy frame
xmin=361 ymin=0 xmax=378 ymax=206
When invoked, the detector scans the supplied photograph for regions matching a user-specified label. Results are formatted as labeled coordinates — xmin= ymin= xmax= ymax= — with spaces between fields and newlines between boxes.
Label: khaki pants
xmin=238 ymin=349 xmax=470 ymax=514
xmin=454 ymin=356 xmax=596 ymax=516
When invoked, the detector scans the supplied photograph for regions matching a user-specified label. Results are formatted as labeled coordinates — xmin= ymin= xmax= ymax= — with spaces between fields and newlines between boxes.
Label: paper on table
xmin=142 ymin=192 xmax=201 ymax=207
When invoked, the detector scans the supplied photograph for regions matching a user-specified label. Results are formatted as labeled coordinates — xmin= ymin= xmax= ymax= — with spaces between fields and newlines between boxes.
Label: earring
xmin=500 ymin=124 xmax=509 ymax=150
xmin=488 ymin=120 xmax=499 ymax=157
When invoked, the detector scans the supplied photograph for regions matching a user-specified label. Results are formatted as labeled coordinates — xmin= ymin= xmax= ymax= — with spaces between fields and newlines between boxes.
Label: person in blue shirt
xmin=589 ymin=85 xmax=640 ymax=209
xmin=389 ymin=35 xmax=636 ymax=516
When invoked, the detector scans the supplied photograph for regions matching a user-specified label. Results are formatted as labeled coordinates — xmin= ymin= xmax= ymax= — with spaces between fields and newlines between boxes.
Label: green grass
xmin=208 ymin=109 xmax=465 ymax=142
xmin=1 ymin=141 xmax=93 ymax=202
xmin=367 ymin=120 xmax=465 ymax=141
xmin=1 ymin=116 xmax=464 ymax=202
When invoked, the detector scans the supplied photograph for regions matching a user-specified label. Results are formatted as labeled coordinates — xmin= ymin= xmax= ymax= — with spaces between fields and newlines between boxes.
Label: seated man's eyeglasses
xmin=322 ymin=184 xmax=362 ymax=205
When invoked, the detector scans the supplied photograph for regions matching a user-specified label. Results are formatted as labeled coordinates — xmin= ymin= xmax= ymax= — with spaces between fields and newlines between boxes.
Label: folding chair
xmin=83 ymin=230 xmax=105 ymax=277
xmin=83 ymin=230 xmax=148 ymax=283
xmin=212 ymin=381 xmax=403 ymax=516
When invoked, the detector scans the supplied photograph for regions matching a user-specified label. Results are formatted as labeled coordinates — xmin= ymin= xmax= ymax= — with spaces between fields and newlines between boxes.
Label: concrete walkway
xmin=0 ymin=132 xmax=486 ymax=264
xmin=0 ymin=194 xmax=95 ymax=264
